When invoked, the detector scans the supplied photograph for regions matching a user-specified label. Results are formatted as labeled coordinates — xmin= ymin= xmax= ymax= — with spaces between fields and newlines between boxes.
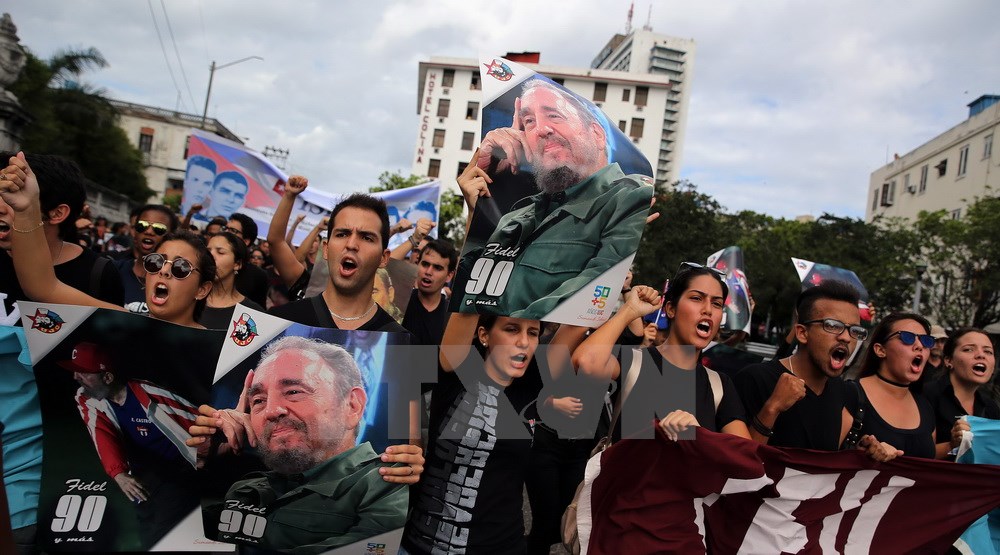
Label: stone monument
xmin=0 ymin=13 xmax=30 ymax=152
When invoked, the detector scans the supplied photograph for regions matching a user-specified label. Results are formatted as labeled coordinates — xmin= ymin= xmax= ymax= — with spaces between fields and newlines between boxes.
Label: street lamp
xmin=912 ymin=261 xmax=928 ymax=312
xmin=200 ymin=56 xmax=263 ymax=129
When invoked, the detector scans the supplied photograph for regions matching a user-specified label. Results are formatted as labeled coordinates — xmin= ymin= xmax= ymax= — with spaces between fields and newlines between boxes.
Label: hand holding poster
xmin=198 ymin=306 xmax=411 ymax=553
xmin=20 ymin=302 xmax=226 ymax=552
xmin=450 ymin=56 xmax=654 ymax=326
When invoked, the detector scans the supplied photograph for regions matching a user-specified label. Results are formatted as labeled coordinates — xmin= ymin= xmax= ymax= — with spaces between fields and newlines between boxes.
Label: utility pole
xmin=200 ymin=56 xmax=263 ymax=129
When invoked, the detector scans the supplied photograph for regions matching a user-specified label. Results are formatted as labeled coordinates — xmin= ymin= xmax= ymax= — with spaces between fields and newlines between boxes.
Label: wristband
xmin=751 ymin=415 xmax=774 ymax=437
xmin=409 ymin=234 xmax=420 ymax=248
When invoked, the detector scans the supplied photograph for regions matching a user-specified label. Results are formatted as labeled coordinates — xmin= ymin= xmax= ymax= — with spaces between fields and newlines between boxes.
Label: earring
xmin=482 ymin=341 xmax=488 ymax=349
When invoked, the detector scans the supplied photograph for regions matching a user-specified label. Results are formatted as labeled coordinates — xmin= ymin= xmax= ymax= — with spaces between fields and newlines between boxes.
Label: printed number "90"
xmin=465 ymin=259 xmax=514 ymax=296
xmin=219 ymin=509 xmax=267 ymax=538
xmin=51 ymin=495 xmax=107 ymax=533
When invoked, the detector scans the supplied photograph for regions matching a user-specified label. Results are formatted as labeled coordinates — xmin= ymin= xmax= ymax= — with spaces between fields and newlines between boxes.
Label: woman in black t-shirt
xmin=403 ymin=312 xmax=542 ymax=554
xmin=198 ymin=232 xmax=263 ymax=329
xmin=853 ymin=312 xmax=937 ymax=459
xmin=574 ymin=263 xmax=750 ymax=440
xmin=924 ymin=327 xmax=1000 ymax=459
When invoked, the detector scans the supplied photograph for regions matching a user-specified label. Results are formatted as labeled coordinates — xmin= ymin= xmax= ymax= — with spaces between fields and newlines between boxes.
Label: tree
xmin=368 ymin=171 xmax=428 ymax=193
xmin=915 ymin=197 xmax=1000 ymax=328
xmin=9 ymin=47 xmax=152 ymax=202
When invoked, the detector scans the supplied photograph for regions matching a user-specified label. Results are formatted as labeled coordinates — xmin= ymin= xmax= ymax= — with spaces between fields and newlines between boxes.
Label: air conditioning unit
xmin=906 ymin=185 xmax=917 ymax=194
xmin=434 ymin=148 xmax=440 ymax=154
xmin=439 ymin=118 xmax=445 ymax=123
xmin=443 ymin=89 xmax=449 ymax=95
xmin=595 ymin=102 xmax=603 ymax=108
xmin=632 ymin=137 xmax=640 ymax=143
xmin=636 ymin=105 xmax=644 ymax=112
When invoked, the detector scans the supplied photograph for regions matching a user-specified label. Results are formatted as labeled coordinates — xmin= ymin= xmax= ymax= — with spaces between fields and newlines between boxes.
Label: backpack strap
xmin=841 ymin=380 xmax=868 ymax=450
xmin=89 ymin=255 xmax=109 ymax=298
xmin=705 ymin=367 xmax=723 ymax=412
xmin=607 ymin=347 xmax=643 ymax=435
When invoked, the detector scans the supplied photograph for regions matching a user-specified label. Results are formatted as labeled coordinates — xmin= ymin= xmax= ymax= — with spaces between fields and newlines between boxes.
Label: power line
xmin=158 ymin=0 xmax=198 ymax=112
xmin=146 ymin=0 xmax=187 ymax=112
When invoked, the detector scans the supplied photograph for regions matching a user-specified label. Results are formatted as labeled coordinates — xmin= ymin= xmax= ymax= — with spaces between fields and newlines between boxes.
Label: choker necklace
xmin=875 ymin=372 xmax=910 ymax=388
xmin=329 ymin=301 xmax=376 ymax=322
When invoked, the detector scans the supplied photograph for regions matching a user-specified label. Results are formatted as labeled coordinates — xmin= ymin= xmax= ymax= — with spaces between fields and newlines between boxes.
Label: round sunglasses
xmin=142 ymin=253 xmax=200 ymax=280
xmin=134 ymin=220 xmax=169 ymax=236
xmin=885 ymin=330 xmax=935 ymax=349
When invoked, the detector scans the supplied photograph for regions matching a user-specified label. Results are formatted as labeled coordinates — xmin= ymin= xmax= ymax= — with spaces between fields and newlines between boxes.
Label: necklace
xmin=786 ymin=356 xmax=796 ymax=376
xmin=53 ymin=241 xmax=66 ymax=264
xmin=875 ymin=372 xmax=910 ymax=388
xmin=329 ymin=301 xmax=376 ymax=322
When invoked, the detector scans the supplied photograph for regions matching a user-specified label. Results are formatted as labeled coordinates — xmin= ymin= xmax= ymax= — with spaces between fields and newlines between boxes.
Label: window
xmin=903 ymin=173 xmax=910 ymax=193
xmin=958 ymin=144 xmax=970 ymax=177
xmin=466 ymin=101 xmax=479 ymax=120
xmin=432 ymin=129 xmax=445 ymax=148
xmin=183 ymin=135 xmax=191 ymax=159
xmin=880 ymin=183 xmax=890 ymax=206
xmin=936 ymin=158 xmax=947 ymax=177
xmin=552 ymin=78 xmax=565 ymax=86
xmin=442 ymin=69 xmax=455 ymax=88
xmin=471 ymin=72 xmax=481 ymax=90
xmin=919 ymin=164 xmax=928 ymax=194
xmin=593 ymin=82 xmax=607 ymax=102
xmin=984 ymin=134 xmax=993 ymax=160
xmin=436 ymin=99 xmax=450 ymax=118
xmin=635 ymin=86 xmax=649 ymax=107
xmin=951 ymin=208 xmax=962 ymax=220
xmin=138 ymin=128 xmax=154 ymax=154
xmin=461 ymin=131 xmax=475 ymax=150
xmin=456 ymin=162 xmax=469 ymax=177
xmin=872 ymin=192 xmax=879 ymax=213
xmin=630 ymin=118 xmax=644 ymax=139
xmin=618 ymin=120 xmax=627 ymax=132
xmin=428 ymin=159 xmax=441 ymax=178
xmin=889 ymin=180 xmax=896 ymax=203
xmin=622 ymin=88 xmax=631 ymax=102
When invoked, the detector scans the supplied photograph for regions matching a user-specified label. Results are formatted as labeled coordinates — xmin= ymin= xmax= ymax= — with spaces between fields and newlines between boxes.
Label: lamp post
xmin=912 ymin=261 xmax=928 ymax=313
xmin=200 ymin=56 xmax=263 ymax=129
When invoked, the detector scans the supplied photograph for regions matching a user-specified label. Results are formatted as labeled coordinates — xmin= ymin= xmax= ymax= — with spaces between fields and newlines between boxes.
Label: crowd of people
xmin=1 ymin=147 xmax=998 ymax=554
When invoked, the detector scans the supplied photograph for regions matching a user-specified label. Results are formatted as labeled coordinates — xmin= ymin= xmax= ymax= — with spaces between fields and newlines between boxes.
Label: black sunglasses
xmin=677 ymin=261 xmax=727 ymax=278
xmin=134 ymin=220 xmax=168 ymax=236
xmin=142 ymin=253 xmax=200 ymax=280
xmin=802 ymin=318 xmax=869 ymax=341
xmin=885 ymin=330 xmax=935 ymax=349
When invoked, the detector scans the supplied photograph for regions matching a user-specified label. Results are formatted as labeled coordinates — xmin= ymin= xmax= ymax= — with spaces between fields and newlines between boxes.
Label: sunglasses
xmin=885 ymin=330 xmax=935 ymax=349
xmin=142 ymin=253 xmax=200 ymax=280
xmin=677 ymin=261 xmax=727 ymax=278
xmin=802 ymin=318 xmax=869 ymax=341
xmin=134 ymin=220 xmax=169 ymax=236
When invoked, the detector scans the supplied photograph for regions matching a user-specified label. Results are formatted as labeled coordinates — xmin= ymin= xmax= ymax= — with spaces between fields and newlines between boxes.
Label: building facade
xmin=412 ymin=52 xmax=674 ymax=193
xmin=110 ymin=99 xmax=243 ymax=202
xmin=590 ymin=29 xmax=696 ymax=187
xmin=867 ymin=95 xmax=1000 ymax=223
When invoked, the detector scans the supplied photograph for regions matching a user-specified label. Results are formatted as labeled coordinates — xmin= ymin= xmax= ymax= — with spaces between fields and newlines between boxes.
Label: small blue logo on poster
xmin=28 ymin=308 xmax=64 ymax=334
xmin=365 ymin=543 xmax=386 ymax=555
xmin=483 ymin=59 xmax=514 ymax=81
xmin=591 ymin=285 xmax=612 ymax=310
xmin=231 ymin=313 xmax=258 ymax=346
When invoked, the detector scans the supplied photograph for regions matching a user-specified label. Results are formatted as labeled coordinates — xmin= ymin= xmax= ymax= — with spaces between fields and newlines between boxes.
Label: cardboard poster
xmin=707 ymin=246 xmax=753 ymax=334
xmin=198 ymin=305 xmax=410 ymax=553
xmin=450 ymin=56 xmax=654 ymax=326
xmin=19 ymin=302 xmax=228 ymax=552
xmin=791 ymin=257 xmax=874 ymax=322
xmin=183 ymin=129 xmax=441 ymax=248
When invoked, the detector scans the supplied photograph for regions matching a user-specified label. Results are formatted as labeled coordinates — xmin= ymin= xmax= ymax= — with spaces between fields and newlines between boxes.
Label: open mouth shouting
xmin=909 ymin=354 xmax=924 ymax=376
xmin=509 ymin=353 xmax=529 ymax=371
xmin=0 ymin=220 xmax=10 ymax=243
xmin=695 ymin=319 xmax=714 ymax=339
xmin=339 ymin=255 xmax=359 ymax=278
xmin=830 ymin=345 xmax=850 ymax=372
xmin=150 ymin=282 xmax=170 ymax=307
xmin=139 ymin=236 xmax=158 ymax=253
xmin=971 ymin=362 xmax=989 ymax=377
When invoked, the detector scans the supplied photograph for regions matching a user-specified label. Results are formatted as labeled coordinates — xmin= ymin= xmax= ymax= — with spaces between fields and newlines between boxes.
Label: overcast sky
xmin=8 ymin=0 xmax=1000 ymax=219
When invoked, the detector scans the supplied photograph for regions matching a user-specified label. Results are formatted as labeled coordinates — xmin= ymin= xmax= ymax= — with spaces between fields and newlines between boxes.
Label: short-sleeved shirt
xmin=198 ymin=299 xmax=265 ymax=330
xmin=0 ymin=248 xmax=124 ymax=325
xmin=613 ymin=346 xmax=746 ymax=437
xmin=403 ymin=358 xmax=535 ymax=554
xmin=268 ymin=294 xmax=407 ymax=333
xmin=400 ymin=290 xmax=448 ymax=346
xmin=735 ymin=358 xmax=860 ymax=451
xmin=922 ymin=374 xmax=1000 ymax=442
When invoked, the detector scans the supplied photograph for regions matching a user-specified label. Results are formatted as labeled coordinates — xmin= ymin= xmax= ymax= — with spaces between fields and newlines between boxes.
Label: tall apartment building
xmin=110 ymin=99 xmax=243 ymax=201
xmin=412 ymin=49 xmax=675 ymax=192
xmin=591 ymin=29 xmax=696 ymax=187
xmin=866 ymin=95 xmax=1000 ymax=223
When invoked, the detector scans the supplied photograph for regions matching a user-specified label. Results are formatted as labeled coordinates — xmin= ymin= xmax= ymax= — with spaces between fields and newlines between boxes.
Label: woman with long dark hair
xmin=574 ymin=263 xmax=750 ymax=439
xmin=198 ymin=231 xmax=263 ymax=329
xmin=854 ymin=312 xmax=937 ymax=458
xmin=923 ymin=327 xmax=1000 ymax=459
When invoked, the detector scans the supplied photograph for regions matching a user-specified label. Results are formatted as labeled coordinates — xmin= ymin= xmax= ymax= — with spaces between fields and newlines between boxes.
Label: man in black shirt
xmin=269 ymin=193 xmax=405 ymax=334
xmin=735 ymin=281 xmax=899 ymax=460
xmin=402 ymin=239 xmax=456 ymax=345
xmin=0 ymin=153 xmax=123 ymax=325
xmin=225 ymin=213 xmax=269 ymax=307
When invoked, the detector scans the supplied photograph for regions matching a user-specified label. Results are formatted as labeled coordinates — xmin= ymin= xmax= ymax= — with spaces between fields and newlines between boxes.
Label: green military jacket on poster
xmin=458 ymin=163 xmax=652 ymax=319
xmin=220 ymin=442 xmax=407 ymax=554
